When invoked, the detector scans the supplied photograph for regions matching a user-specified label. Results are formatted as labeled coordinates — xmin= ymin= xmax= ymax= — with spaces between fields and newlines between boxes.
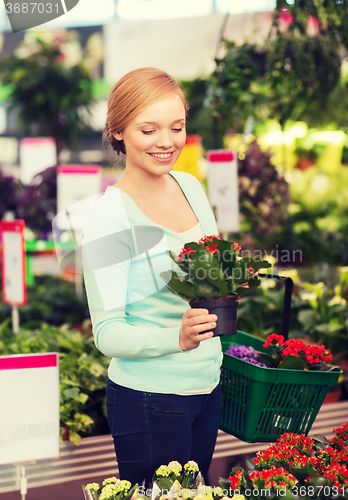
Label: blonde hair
xmin=103 ymin=67 xmax=189 ymax=155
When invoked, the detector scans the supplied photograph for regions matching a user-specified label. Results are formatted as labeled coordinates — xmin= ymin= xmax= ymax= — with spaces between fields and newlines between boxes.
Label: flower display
xmin=221 ymin=423 xmax=348 ymax=499
xmin=83 ymin=430 xmax=348 ymax=500
xmin=161 ymin=235 xmax=271 ymax=302
xmin=225 ymin=333 xmax=336 ymax=372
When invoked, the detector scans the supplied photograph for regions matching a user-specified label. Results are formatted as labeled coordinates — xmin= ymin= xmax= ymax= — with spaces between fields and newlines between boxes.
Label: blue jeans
xmin=106 ymin=379 xmax=222 ymax=487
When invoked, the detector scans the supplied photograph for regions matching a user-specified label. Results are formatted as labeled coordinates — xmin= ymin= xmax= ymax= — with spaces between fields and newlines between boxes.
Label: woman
xmin=82 ymin=67 xmax=223 ymax=487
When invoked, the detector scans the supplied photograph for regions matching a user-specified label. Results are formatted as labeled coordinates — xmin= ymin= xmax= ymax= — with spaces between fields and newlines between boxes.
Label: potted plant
xmin=161 ymin=235 xmax=271 ymax=336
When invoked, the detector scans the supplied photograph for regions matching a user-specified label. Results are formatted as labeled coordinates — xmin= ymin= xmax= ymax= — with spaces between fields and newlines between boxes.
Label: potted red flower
xmin=161 ymin=235 xmax=271 ymax=336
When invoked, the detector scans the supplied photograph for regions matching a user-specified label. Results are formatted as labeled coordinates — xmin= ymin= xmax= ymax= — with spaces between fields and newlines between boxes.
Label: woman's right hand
xmin=179 ymin=308 xmax=217 ymax=351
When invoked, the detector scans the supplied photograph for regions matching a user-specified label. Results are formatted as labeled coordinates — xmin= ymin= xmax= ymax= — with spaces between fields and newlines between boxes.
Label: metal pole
xmin=20 ymin=465 xmax=27 ymax=500
xmin=12 ymin=304 xmax=19 ymax=333
xmin=64 ymin=209 xmax=83 ymax=298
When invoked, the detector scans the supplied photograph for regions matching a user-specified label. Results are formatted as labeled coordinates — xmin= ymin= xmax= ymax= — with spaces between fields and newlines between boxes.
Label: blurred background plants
xmin=0 ymin=29 xmax=100 ymax=156
xmin=0 ymin=318 xmax=109 ymax=445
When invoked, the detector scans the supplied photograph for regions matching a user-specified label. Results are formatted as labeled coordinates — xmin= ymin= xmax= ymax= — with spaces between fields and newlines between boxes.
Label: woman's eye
xmin=172 ymin=128 xmax=183 ymax=133
xmin=142 ymin=130 xmax=155 ymax=135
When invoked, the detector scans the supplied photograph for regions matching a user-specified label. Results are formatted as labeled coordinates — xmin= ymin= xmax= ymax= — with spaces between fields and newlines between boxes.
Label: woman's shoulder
xmin=82 ymin=187 xmax=132 ymax=242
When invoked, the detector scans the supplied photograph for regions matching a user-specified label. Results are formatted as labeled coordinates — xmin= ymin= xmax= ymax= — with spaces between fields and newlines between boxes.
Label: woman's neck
xmin=116 ymin=169 xmax=172 ymax=199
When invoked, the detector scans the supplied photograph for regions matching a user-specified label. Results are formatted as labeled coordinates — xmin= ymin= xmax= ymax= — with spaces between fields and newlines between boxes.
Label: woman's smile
xmin=148 ymin=151 xmax=174 ymax=162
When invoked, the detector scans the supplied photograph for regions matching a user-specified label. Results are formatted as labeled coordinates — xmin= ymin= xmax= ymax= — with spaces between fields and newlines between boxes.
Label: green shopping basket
xmin=219 ymin=274 xmax=342 ymax=443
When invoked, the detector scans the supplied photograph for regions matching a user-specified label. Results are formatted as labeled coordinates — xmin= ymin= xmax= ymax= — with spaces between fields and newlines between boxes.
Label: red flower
xmin=263 ymin=333 xmax=284 ymax=349
xmin=206 ymin=244 xmax=219 ymax=255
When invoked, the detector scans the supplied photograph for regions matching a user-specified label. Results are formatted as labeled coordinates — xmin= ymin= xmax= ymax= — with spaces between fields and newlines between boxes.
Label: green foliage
xmin=179 ymin=78 xmax=215 ymax=150
xmin=0 ymin=31 xmax=96 ymax=154
xmin=266 ymin=33 xmax=341 ymax=127
xmin=288 ymin=166 xmax=348 ymax=265
xmin=0 ymin=274 xmax=89 ymax=327
xmin=195 ymin=1 xmax=348 ymax=144
xmin=209 ymin=42 xmax=268 ymax=141
xmin=275 ymin=0 xmax=348 ymax=50
xmin=0 ymin=320 xmax=109 ymax=446
xmin=237 ymin=268 xmax=348 ymax=364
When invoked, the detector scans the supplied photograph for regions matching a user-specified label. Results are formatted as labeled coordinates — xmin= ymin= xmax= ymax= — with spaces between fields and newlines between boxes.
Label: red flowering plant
xmin=160 ymin=235 xmax=271 ymax=302
xmin=256 ymin=333 xmax=339 ymax=372
xmin=219 ymin=423 xmax=348 ymax=500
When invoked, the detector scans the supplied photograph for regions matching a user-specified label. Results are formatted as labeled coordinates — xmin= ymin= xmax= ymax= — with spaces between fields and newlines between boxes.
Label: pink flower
xmin=278 ymin=8 xmax=294 ymax=33
xmin=306 ymin=15 xmax=320 ymax=37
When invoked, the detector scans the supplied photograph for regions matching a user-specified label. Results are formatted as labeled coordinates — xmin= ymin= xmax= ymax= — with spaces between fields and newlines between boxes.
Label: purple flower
xmin=226 ymin=344 xmax=266 ymax=368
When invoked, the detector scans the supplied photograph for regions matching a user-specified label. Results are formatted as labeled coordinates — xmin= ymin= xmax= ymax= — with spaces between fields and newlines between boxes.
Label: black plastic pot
xmin=190 ymin=296 xmax=238 ymax=337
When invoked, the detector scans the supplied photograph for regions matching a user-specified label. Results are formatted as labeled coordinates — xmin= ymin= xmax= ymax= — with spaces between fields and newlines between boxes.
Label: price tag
xmin=56 ymin=165 xmax=102 ymax=231
xmin=1 ymin=219 xmax=27 ymax=306
xmin=19 ymin=137 xmax=57 ymax=185
xmin=207 ymin=150 xmax=240 ymax=233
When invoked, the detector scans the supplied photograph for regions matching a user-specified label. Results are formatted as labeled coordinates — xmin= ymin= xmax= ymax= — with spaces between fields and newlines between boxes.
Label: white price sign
xmin=20 ymin=137 xmax=57 ymax=185
xmin=0 ymin=353 xmax=60 ymax=465
xmin=56 ymin=165 xmax=102 ymax=231
xmin=1 ymin=219 xmax=27 ymax=306
xmin=207 ymin=150 xmax=240 ymax=233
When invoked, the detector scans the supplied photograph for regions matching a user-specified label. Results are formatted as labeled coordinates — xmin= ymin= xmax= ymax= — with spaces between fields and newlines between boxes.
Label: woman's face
xmin=114 ymin=94 xmax=186 ymax=178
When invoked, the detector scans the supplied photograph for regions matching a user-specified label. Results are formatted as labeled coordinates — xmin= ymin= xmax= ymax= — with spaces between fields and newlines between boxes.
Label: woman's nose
xmin=156 ymin=130 xmax=173 ymax=149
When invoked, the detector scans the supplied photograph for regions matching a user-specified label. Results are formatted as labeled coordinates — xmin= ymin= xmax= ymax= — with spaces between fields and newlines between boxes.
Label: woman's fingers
xmin=179 ymin=308 xmax=217 ymax=351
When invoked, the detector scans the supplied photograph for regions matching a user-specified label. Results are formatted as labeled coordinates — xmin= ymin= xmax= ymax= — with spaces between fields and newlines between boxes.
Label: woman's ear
xmin=114 ymin=131 xmax=123 ymax=141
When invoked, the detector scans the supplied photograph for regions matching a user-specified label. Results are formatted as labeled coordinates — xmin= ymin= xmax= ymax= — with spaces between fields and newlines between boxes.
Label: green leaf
xmin=255 ymin=352 xmax=277 ymax=367
xmin=196 ymin=282 xmax=218 ymax=300
xmin=155 ymin=478 xmax=174 ymax=491
xmin=278 ymin=356 xmax=307 ymax=370
xmin=160 ymin=271 xmax=197 ymax=300
xmin=291 ymin=466 xmax=319 ymax=481
xmin=218 ymin=477 xmax=231 ymax=491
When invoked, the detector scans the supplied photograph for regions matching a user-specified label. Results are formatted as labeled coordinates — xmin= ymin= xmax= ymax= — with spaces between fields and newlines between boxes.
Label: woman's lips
xmin=148 ymin=152 xmax=174 ymax=162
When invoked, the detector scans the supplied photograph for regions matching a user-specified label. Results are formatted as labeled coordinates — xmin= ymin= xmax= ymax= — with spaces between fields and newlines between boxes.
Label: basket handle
xmin=258 ymin=273 xmax=293 ymax=341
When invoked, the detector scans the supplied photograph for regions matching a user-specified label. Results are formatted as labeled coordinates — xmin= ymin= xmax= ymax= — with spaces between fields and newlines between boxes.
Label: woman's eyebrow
xmin=136 ymin=119 xmax=186 ymax=127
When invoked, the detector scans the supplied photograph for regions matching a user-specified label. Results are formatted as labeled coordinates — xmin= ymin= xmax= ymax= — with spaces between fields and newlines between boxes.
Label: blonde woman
xmin=82 ymin=68 xmax=222 ymax=486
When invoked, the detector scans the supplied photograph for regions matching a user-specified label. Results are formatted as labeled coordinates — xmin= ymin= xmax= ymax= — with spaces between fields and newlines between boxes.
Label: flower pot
xmin=190 ymin=296 xmax=238 ymax=337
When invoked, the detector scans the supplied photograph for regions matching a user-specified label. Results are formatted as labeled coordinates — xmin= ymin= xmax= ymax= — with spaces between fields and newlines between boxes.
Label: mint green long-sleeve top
xmin=81 ymin=170 xmax=223 ymax=394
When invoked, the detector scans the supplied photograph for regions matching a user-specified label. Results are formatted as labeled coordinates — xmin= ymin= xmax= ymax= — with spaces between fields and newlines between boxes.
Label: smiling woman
xmin=82 ymin=67 xmax=224 ymax=487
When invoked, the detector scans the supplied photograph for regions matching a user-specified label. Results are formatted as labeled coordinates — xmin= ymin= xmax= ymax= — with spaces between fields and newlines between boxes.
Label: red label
xmin=206 ymin=150 xmax=235 ymax=162
xmin=58 ymin=165 xmax=100 ymax=174
xmin=0 ymin=353 xmax=58 ymax=370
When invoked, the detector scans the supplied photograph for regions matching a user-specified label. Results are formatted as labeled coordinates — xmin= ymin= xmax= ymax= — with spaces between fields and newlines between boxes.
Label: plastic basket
xmin=219 ymin=330 xmax=342 ymax=443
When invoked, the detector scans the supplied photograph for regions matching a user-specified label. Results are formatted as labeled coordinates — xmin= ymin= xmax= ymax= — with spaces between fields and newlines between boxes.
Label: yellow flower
xmin=168 ymin=461 xmax=182 ymax=476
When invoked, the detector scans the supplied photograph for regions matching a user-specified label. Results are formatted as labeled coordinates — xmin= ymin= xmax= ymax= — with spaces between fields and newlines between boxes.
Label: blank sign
xmin=0 ymin=353 xmax=60 ymax=465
